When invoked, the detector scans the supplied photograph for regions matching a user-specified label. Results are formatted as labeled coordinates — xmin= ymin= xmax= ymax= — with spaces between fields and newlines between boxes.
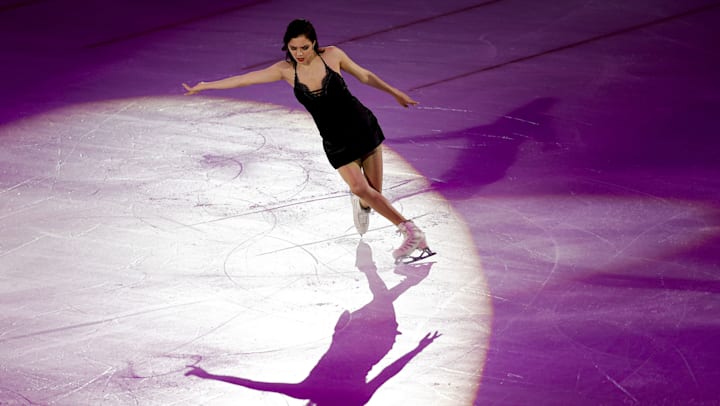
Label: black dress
xmin=293 ymin=56 xmax=385 ymax=169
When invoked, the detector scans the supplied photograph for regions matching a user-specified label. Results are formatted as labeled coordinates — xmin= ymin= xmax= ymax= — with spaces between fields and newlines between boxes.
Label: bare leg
xmin=339 ymin=147 xmax=433 ymax=261
xmin=337 ymin=148 xmax=405 ymax=226
xmin=358 ymin=146 xmax=384 ymax=207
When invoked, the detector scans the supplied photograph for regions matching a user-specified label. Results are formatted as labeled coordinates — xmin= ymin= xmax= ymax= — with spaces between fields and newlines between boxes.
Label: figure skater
xmin=183 ymin=19 xmax=434 ymax=263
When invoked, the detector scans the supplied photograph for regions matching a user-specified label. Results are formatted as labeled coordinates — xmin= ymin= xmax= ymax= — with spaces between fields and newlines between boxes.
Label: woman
xmin=183 ymin=19 xmax=434 ymax=264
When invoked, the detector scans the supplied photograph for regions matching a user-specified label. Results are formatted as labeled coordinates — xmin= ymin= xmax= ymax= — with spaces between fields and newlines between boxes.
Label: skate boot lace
xmin=396 ymin=226 xmax=423 ymax=253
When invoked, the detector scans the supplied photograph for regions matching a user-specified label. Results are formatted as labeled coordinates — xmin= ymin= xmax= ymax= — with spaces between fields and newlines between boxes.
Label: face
xmin=287 ymin=35 xmax=315 ymax=64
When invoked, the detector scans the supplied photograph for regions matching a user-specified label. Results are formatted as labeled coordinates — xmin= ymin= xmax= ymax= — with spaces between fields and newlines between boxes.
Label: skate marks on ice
xmin=0 ymin=96 xmax=490 ymax=405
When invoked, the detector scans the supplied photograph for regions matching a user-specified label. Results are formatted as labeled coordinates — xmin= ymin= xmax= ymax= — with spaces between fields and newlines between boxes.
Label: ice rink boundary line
xmin=236 ymin=1 xmax=504 ymax=72
xmin=411 ymin=2 xmax=720 ymax=90
xmin=84 ymin=0 xmax=502 ymax=50
xmin=0 ymin=0 xmax=46 ymax=13
xmin=84 ymin=0 xmax=271 ymax=49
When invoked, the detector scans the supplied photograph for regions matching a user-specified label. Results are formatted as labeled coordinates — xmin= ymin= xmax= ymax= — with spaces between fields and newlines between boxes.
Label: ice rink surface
xmin=1 ymin=1 xmax=719 ymax=405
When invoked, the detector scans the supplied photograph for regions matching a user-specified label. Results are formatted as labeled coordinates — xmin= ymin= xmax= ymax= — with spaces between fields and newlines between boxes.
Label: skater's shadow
xmin=186 ymin=241 xmax=439 ymax=405
xmin=390 ymin=97 xmax=558 ymax=199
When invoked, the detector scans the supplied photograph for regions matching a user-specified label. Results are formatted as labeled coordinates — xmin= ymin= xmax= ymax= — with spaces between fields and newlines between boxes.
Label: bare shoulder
xmin=271 ymin=60 xmax=293 ymax=71
xmin=322 ymin=45 xmax=347 ymax=59
xmin=320 ymin=46 xmax=346 ymax=71
xmin=271 ymin=60 xmax=295 ymax=81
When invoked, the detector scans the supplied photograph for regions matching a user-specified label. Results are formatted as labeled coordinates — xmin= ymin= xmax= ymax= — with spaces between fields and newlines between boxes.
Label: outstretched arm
xmin=185 ymin=365 xmax=306 ymax=399
xmin=366 ymin=331 xmax=441 ymax=393
xmin=183 ymin=61 xmax=286 ymax=95
xmin=335 ymin=47 xmax=418 ymax=108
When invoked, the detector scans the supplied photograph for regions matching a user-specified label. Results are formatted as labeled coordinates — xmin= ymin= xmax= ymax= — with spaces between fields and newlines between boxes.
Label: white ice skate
xmin=393 ymin=220 xmax=436 ymax=264
xmin=351 ymin=194 xmax=371 ymax=236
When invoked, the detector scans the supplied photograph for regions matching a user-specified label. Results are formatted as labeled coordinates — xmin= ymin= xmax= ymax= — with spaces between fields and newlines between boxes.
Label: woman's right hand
xmin=182 ymin=82 xmax=203 ymax=95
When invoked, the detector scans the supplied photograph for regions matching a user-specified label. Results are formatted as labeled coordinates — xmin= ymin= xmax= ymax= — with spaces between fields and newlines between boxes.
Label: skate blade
xmin=395 ymin=247 xmax=437 ymax=265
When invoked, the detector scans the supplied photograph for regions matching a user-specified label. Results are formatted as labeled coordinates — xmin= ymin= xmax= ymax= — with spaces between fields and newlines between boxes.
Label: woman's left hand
xmin=394 ymin=91 xmax=418 ymax=108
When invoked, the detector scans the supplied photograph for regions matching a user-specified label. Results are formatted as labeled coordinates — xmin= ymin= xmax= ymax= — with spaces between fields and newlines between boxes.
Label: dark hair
xmin=282 ymin=19 xmax=323 ymax=64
